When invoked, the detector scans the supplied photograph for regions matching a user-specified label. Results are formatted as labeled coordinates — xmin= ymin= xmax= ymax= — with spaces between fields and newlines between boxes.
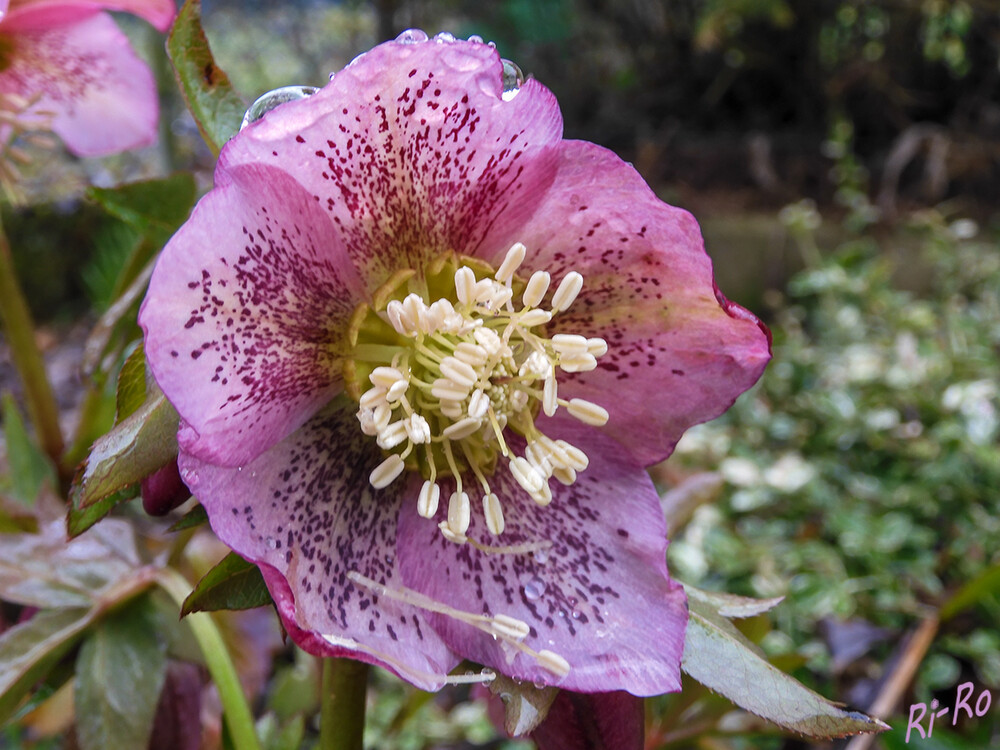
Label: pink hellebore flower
xmin=0 ymin=0 xmax=175 ymax=157
xmin=140 ymin=31 xmax=770 ymax=695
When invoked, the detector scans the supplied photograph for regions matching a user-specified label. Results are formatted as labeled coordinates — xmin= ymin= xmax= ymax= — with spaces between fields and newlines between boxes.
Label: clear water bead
xmin=395 ymin=29 xmax=428 ymax=44
xmin=533 ymin=548 xmax=549 ymax=565
xmin=241 ymin=85 xmax=319 ymax=130
xmin=501 ymin=59 xmax=524 ymax=101
xmin=433 ymin=31 xmax=456 ymax=43
xmin=523 ymin=577 xmax=546 ymax=601
xmin=467 ymin=34 xmax=484 ymax=44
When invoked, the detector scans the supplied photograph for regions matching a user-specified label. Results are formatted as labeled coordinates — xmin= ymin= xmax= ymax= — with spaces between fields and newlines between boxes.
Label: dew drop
xmin=532 ymin=548 xmax=548 ymax=565
xmin=433 ymin=31 xmax=456 ymax=43
xmin=595 ymin=628 xmax=608 ymax=639
xmin=467 ymin=34 xmax=484 ymax=44
xmin=265 ymin=536 xmax=277 ymax=549
xmin=241 ymin=85 xmax=319 ymax=130
xmin=395 ymin=28 xmax=428 ymax=44
xmin=570 ymin=610 xmax=581 ymax=620
xmin=522 ymin=577 xmax=546 ymax=601
xmin=384 ymin=554 xmax=395 ymax=565
xmin=558 ymin=609 xmax=567 ymax=618
xmin=533 ymin=681 xmax=545 ymax=690
xmin=179 ymin=467 xmax=199 ymax=487
xmin=501 ymin=59 xmax=524 ymax=101
xmin=567 ymin=596 xmax=578 ymax=607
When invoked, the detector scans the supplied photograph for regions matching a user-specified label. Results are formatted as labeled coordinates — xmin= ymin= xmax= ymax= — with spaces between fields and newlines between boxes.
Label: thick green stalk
xmin=320 ymin=657 xmax=370 ymax=750
xmin=157 ymin=568 xmax=263 ymax=750
xmin=0 ymin=216 xmax=64 ymax=468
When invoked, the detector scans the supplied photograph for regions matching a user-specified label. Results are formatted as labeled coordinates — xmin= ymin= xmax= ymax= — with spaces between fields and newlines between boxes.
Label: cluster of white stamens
xmin=356 ymin=243 xmax=608 ymax=546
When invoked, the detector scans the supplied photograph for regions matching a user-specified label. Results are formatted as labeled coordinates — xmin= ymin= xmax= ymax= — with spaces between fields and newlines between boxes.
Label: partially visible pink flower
xmin=0 ymin=0 xmax=175 ymax=157
xmin=140 ymin=32 xmax=770 ymax=696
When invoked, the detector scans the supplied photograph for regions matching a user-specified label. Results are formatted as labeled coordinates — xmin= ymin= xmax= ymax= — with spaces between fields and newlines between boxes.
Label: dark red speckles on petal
xmin=178 ymin=397 xmax=459 ymax=690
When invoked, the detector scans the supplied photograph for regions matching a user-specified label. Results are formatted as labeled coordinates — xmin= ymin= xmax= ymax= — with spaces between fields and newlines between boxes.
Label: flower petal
xmin=178 ymin=398 xmax=461 ymax=691
xmin=531 ymin=691 xmax=644 ymax=750
xmin=140 ymin=162 xmax=366 ymax=466
xmin=483 ymin=140 xmax=771 ymax=466
xmin=397 ymin=422 xmax=687 ymax=696
xmin=5 ymin=0 xmax=175 ymax=32
xmin=222 ymin=36 xmax=562 ymax=292
xmin=0 ymin=12 xmax=158 ymax=157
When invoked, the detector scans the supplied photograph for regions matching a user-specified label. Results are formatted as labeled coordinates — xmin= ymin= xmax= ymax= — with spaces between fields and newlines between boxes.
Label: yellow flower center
xmin=345 ymin=243 xmax=608 ymax=544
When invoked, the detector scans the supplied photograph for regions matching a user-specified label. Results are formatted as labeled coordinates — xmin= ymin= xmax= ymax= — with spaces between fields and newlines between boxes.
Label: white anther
xmin=519 ymin=309 xmax=552 ymax=327
xmin=431 ymin=378 xmax=470 ymax=402
xmin=440 ymin=399 xmax=464 ymax=419
xmin=442 ymin=417 xmax=482 ymax=440
xmin=531 ymin=480 xmax=553 ymax=507
xmin=525 ymin=442 xmax=553 ymax=476
xmin=556 ymin=440 xmax=589 ymax=471
xmin=438 ymin=521 xmax=467 ymax=544
xmin=519 ymin=350 xmax=552 ymax=379
xmin=587 ymin=337 xmax=608 ymax=357
xmin=551 ymin=272 xmax=583 ymax=312
xmin=522 ymin=270 xmax=550 ymax=308
xmin=509 ymin=389 xmax=529 ymax=412
xmin=536 ymin=649 xmax=571 ymax=678
xmin=551 ymin=334 xmax=589 ymax=355
xmin=421 ymin=302 xmax=445 ymax=333
xmin=406 ymin=414 xmax=432 ymax=444
xmin=468 ymin=389 xmax=489 ymax=419
xmin=426 ymin=299 xmax=456 ymax=332
xmin=372 ymin=403 xmax=392 ymax=430
xmin=536 ymin=435 xmax=570 ymax=468
xmin=471 ymin=279 xmax=496 ymax=304
xmin=483 ymin=492 xmax=505 ymax=535
xmin=357 ymin=408 xmax=378 ymax=436
xmin=386 ymin=379 xmax=409 ymax=403
xmin=386 ymin=299 xmax=417 ymax=335
xmin=552 ymin=466 xmax=576 ymax=485
xmin=447 ymin=491 xmax=471 ymax=535
xmin=370 ymin=366 xmax=405 ymax=389
xmin=376 ymin=420 xmax=409 ymax=449
xmin=369 ymin=454 xmax=405 ymax=489
xmin=359 ymin=386 xmax=387 ymax=409
xmin=473 ymin=326 xmax=503 ymax=355
xmin=558 ymin=352 xmax=598 ymax=372
xmin=417 ymin=481 xmax=440 ymax=518
xmin=440 ymin=356 xmax=478 ymax=388
xmin=567 ymin=398 xmax=609 ymax=426
xmin=455 ymin=342 xmax=489 ymax=367
xmin=486 ymin=285 xmax=513 ymax=310
xmin=509 ymin=456 xmax=544 ymax=494
xmin=491 ymin=613 xmax=530 ymax=640
xmin=496 ymin=242 xmax=527 ymax=283
xmin=454 ymin=266 xmax=476 ymax=306
xmin=401 ymin=293 xmax=429 ymax=329
xmin=542 ymin=374 xmax=558 ymax=417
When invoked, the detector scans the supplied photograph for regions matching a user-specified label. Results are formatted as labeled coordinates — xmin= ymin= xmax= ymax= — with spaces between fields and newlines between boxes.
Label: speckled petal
xmin=397 ymin=421 xmax=687 ymax=696
xmin=178 ymin=397 xmax=460 ymax=690
xmin=140 ymin=163 xmax=366 ymax=467
xmin=5 ymin=0 xmax=175 ymax=31
xmin=0 ymin=12 xmax=159 ymax=157
xmin=222 ymin=36 xmax=562 ymax=292
xmin=480 ymin=140 xmax=771 ymax=467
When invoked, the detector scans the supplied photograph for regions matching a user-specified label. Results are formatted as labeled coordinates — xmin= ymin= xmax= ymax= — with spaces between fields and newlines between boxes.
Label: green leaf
xmin=75 ymin=596 xmax=167 ymax=750
xmin=167 ymin=0 xmax=245 ymax=156
xmin=73 ymin=387 xmax=178 ymax=510
xmin=681 ymin=596 xmax=889 ymax=738
xmin=683 ymin=583 xmax=785 ymax=619
xmin=258 ymin=713 xmax=306 ymax=750
xmin=67 ymin=485 xmax=138 ymax=537
xmin=1 ymin=393 xmax=57 ymax=505
xmin=115 ymin=342 xmax=148 ymax=422
xmin=940 ymin=561 xmax=1000 ymax=621
xmin=0 ymin=607 xmax=93 ymax=725
xmin=181 ymin=552 xmax=272 ymax=615
xmin=87 ymin=174 xmax=197 ymax=248
xmin=488 ymin=672 xmax=559 ymax=737
xmin=168 ymin=503 xmax=208 ymax=532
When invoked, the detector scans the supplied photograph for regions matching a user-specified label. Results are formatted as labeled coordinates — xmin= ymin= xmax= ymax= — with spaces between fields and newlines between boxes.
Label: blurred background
xmin=2 ymin=1 xmax=998 ymax=748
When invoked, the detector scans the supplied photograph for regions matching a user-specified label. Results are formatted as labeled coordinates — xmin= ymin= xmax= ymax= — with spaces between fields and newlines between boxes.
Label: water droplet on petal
xmin=523 ymin=577 xmax=546 ymax=601
xmin=570 ymin=610 xmax=581 ymax=620
xmin=501 ymin=59 xmax=524 ymax=101
xmin=241 ymin=85 xmax=319 ymax=130
xmin=467 ymin=34 xmax=484 ymax=44
xmin=567 ymin=596 xmax=578 ymax=607
xmin=533 ymin=548 xmax=548 ymax=564
xmin=384 ymin=554 xmax=394 ymax=565
xmin=558 ymin=609 xmax=567 ymax=618
xmin=179 ymin=467 xmax=199 ymax=487
xmin=533 ymin=681 xmax=546 ymax=690
xmin=395 ymin=28 xmax=428 ymax=44
xmin=265 ymin=536 xmax=277 ymax=549
xmin=434 ymin=31 xmax=456 ymax=43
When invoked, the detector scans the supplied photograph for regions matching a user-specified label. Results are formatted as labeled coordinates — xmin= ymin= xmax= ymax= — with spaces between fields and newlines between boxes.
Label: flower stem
xmin=0 ymin=215 xmax=64 ymax=472
xmin=156 ymin=568 xmax=263 ymax=750
xmin=320 ymin=657 xmax=370 ymax=750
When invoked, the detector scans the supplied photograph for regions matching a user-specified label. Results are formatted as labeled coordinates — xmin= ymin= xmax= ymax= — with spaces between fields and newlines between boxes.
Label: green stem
xmin=0 ymin=215 xmax=65 ymax=472
xmin=320 ymin=657 xmax=370 ymax=750
xmin=157 ymin=568 xmax=263 ymax=750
